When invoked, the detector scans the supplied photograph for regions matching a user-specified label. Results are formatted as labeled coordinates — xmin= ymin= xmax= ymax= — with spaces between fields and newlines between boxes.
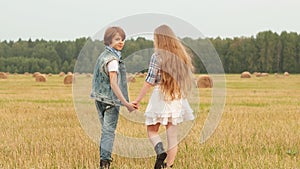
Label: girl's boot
xmin=154 ymin=142 xmax=167 ymax=169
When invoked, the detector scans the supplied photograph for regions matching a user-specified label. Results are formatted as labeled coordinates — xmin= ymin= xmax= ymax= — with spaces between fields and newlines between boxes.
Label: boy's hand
xmin=125 ymin=102 xmax=136 ymax=112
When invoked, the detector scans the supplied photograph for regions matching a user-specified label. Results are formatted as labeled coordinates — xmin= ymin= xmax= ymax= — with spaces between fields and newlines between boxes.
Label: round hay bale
xmin=255 ymin=72 xmax=262 ymax=77
xmin=59 ymin=72 xmax=65 ymax=77
xmin=47 ymin=73 xmax=53 ymax=77
xmin=86 ymin=73 xmax=92 ymax=78
xmin=64 ymin=74 xmax=74 ymax=84
xmin=241 ymin=71 xmax=251 ymax=78
xmin=35 ymin=74 xmax=46 ymax=82
xmin=67 ymin=72 xmax=73 ymax=75
xmin=197 ymin=75 xmax=213 ymax=88
xmin=33 ymin=72 xmax=41 ymax=77
xmin=136 ymin=72 xmax=145 ymax=78
xmin=24 ymin=72 xmax=30 ymax=76
xmin=0 ymin=72 xmax=8 ymax=79
xmin=127 ymin=75 xmax=136 ymax=83
xmin=261 ymin=73 xmax=269 ymax=77
xmin=284 ymin=72 xmax=289 ymax=76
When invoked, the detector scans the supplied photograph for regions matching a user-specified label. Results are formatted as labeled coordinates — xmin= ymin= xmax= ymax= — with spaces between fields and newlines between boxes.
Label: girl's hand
xmin=131 ymin=101 xmax=139 ymax=109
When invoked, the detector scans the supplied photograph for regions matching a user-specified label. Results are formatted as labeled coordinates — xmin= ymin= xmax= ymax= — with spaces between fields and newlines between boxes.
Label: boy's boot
xmin=100 ymin=160 xmax=110 ymax=169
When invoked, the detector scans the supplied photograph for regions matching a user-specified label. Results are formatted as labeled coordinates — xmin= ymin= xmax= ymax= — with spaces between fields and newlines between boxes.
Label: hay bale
xmin=33 ymin=72 xmax=41 ymax=77
xmin=67 ymin=72 xmax=73 ymax=75
xmin=284 ymin=72 xmax=289 ymax=76
xmin=86 ymin=73 xmax=92 ymax=78
xmin=59 ymin=72 xmax=65 ymax=77
xmin=135 ymin=72 xmax=146 ymax=78
xmin=64 ymin=74 xmax=74 ymax=84
xmin=47 ymin=73 xmax=52 ymax=77
xmin=0 ymin=72 xmax=8 ymax=79
xmin=35 ymin=74 xmax=46 ymax=82
xmin=241 ymin=71 xmax=251 ymax=78
xmin=197 ymin=75 xmax=213 ymax=88
xmin=24 ymin=72 xmax=30 ymax=76
xmin=127 ymin=75 xmax=136 ymax=83
xmin=261 ymin=73 xmax=269 ymax=77
xmin=255 ymin=72 xmax=262 ymax=77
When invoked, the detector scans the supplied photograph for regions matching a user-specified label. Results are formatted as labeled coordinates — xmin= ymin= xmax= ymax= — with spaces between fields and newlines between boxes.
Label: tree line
xmin=0 ymin=30 xmax=299 ymax=74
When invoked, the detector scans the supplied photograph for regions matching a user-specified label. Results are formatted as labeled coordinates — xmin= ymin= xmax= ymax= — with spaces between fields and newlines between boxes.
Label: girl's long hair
xmin=154 ymin=25 xmax=194 ymax=100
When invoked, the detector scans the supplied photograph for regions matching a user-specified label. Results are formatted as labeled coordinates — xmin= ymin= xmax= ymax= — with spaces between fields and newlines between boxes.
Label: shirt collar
xmin=105 ymin=46 xmax=122 ymax=59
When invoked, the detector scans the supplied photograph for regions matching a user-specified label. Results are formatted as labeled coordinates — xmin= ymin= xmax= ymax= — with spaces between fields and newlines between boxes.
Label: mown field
xmin=0 ymin=74 xmax=299 ymax=169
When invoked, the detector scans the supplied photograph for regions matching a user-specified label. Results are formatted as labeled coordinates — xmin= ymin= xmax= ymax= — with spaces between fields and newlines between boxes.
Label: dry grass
xmin=0 ymin=74 xmax=299 ymax=168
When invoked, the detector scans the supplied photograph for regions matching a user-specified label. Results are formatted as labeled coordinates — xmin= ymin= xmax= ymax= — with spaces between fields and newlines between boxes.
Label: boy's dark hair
xmin=104 ymin=27 xmax=126 ymax=46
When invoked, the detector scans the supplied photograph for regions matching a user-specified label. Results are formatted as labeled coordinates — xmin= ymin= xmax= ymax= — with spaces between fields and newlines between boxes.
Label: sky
xmin=1 ymin=0 xmax=299 ymax=41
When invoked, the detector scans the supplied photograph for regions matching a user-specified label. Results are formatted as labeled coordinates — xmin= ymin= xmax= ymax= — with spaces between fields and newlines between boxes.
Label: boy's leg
xmin=96 ymin=101 xmax=120 ymax=166
xmin=100 ymin=105 xmax=120 ymax=161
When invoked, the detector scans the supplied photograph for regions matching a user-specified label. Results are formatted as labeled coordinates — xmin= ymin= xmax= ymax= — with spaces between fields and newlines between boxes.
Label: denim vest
xmin=90 ymin=47 xmax=129 ymax=106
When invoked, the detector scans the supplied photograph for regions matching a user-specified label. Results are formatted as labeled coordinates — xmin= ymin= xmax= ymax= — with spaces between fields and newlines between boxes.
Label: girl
xmin=133 ymin=25 xmax=195 ymax=169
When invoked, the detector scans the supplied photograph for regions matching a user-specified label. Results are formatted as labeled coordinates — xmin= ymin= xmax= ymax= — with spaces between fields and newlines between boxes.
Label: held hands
xmin=125 ymin=102 xmax=138 ymax=112
xmin=131 ymin=100 xmax=139 ymax=110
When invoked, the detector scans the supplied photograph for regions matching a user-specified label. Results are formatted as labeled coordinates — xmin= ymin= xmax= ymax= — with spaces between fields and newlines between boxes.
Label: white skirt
xmin=145 ymin=86 xmax=195 ymax=125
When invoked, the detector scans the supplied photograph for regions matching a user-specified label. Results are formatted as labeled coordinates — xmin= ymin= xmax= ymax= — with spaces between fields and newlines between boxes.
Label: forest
xmin=0 ymin=30 xmax=299 ymax=74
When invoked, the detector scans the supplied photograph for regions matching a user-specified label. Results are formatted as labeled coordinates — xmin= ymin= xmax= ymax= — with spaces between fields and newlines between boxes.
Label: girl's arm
xmin=133 ymin=81 xmax=153 ymax=104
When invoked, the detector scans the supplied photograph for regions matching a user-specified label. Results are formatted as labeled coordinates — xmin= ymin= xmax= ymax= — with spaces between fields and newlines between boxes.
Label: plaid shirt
xmin=145 ymin=53 xmax=161 ymax=85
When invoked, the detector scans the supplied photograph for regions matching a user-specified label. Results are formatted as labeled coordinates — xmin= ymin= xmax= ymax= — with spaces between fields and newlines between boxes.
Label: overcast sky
xmin=1 ymin=0 xmax=299 ymax=41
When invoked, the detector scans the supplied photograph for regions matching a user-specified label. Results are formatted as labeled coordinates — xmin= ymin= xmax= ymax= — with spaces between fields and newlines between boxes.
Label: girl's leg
xmin=165 ymin=122 xmax=178 ymax=167
xmin=147 ymin=123 xmax=167 ymax=169
xmin=147 ymin=123 xmax=161 ymax=146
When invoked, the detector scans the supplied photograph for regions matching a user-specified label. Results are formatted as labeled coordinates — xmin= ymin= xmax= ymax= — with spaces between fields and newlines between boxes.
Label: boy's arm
xmin=109 ymin=71 xmax=135 ymax=111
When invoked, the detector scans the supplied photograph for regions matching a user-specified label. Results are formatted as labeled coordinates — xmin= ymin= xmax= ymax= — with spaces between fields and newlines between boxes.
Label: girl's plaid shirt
xmin=145 ymin=53 xmax=161 ymax=85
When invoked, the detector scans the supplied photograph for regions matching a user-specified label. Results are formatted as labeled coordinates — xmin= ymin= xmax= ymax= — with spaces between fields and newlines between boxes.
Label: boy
xmin=91 ymin=26 xmax=136 ymax=169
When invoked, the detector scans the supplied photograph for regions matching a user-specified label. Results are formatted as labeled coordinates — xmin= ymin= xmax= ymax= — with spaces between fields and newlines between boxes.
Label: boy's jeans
xmin=95 ymin=100 xmax=120 ymax=161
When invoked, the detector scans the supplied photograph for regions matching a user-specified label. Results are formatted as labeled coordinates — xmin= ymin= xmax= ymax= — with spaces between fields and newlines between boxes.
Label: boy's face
xmin=109 ymin=32 xmax=125 ymax=51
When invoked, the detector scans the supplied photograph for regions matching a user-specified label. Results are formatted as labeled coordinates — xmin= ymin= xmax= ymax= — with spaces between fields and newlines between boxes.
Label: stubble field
xmin=0 ymin=74 xmax=299 ymax=169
